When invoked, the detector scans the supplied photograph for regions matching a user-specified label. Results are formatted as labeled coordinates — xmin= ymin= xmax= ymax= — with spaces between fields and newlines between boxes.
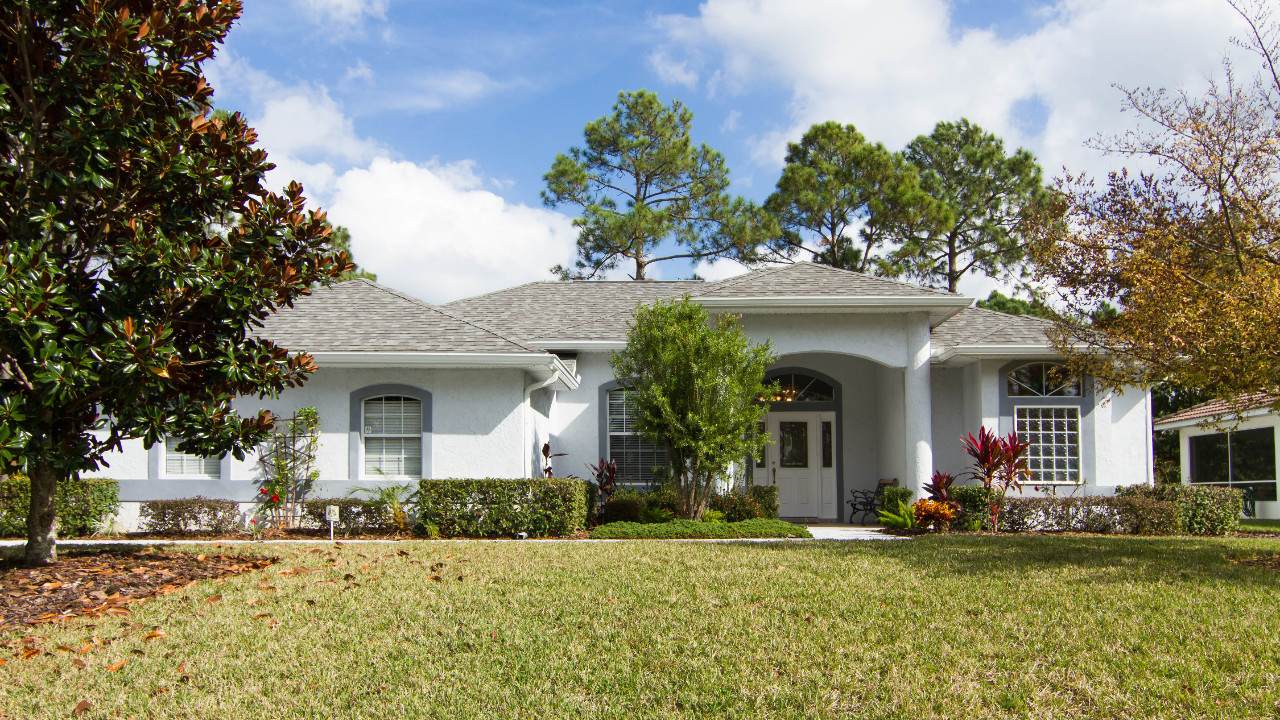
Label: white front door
xmin=764 ymin=411 xmax=835 ymax=518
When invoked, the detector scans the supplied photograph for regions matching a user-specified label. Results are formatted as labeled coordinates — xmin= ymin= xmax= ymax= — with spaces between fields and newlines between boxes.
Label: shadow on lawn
xmin=747 ymin=534 xmax=1280 ymax=586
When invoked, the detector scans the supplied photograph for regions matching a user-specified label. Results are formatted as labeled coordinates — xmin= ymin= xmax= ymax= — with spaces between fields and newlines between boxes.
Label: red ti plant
xmin=924 ymin=471 xmax=959 ymax=512
xmin=586 ymin=458 xmax=619 ymax=512
xmin=961 ymin=427 xmax=1032 ymax=531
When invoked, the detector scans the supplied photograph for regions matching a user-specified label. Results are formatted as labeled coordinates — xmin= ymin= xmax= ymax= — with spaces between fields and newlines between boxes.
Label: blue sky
xmin=206 ymin=0 xmax=1248 ymax=303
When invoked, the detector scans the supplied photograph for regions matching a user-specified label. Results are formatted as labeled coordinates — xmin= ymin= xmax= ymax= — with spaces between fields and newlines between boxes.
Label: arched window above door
xmin=1006 ymin=362 xmax=1081 ymax=397
xmin=762 ymin=372 xmax=835 ymax=403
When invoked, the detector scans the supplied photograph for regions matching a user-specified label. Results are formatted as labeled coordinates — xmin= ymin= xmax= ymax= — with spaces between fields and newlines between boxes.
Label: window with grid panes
xmin=362 ymin=396 xmax=422 ymax=477
xmin=164 ymin=437 xmax=220 ymax=478
xmin=1016 ymin=407 xmax=1080 ymax=483
xmin=606 ymin=388 xmax=668 ymax=486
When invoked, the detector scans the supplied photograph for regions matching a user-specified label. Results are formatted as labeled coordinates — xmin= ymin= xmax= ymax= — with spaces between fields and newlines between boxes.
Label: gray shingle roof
xmin=442 ymin=280 xmax=705 ymax=344
xmin=931 ymin=307 xmax=1054 ymax=350
xmin=257 ymin=280 xmax=540 ymax=353
xmin=697 ymin=262 xmax=958 ymax=298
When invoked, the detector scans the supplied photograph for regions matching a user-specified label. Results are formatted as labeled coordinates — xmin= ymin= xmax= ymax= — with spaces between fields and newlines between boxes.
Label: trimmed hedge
xmin=302 ymin=498 xmax=393 ymax=534
xmin=140 ymin=497 xmax=240 ymax=534
xmin=416 ymin=478 xmax=591 ymax=538
xmin=998 ymin=497 xmax=1183 ymax=535
xmin=881 ymin=486 xmax=913 ymax=514
xmin=1117 ymin=484 xmax=1243 ymax=535
xmin=0 ymin=476 xmax=120 ymax=537
xmin=589 ymin=518 xmax=812 ymax=539
xmin=951 ymin=485 xmax=996 ymax=531
xmin=600 ymin=484 xmax=782 ymax=525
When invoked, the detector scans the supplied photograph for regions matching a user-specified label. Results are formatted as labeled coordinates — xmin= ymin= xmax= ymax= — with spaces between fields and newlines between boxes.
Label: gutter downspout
xmin=523 ymin=372 xmax=560 ymax=479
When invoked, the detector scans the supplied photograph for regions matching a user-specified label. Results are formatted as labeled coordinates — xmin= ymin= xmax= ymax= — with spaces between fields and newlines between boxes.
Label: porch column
xmin=904 ymin=313 xmax=933 ymax=498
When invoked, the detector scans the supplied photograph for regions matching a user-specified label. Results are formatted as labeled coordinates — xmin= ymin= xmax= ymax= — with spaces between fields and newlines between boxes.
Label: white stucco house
xmin=1153 ymin=394 xmax=1279 ymax=519
xmin=90 ymin=262 xmax=1154 ymax=526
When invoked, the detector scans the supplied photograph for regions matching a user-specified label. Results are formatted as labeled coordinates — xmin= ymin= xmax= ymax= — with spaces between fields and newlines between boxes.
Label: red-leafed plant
xmin=924 ymin=471 xmax=958 ymax=511
xmin=586 ymin=458 xmax=619 ymax=512
xmin=962 ymin=427 xmax=1033 ymax=531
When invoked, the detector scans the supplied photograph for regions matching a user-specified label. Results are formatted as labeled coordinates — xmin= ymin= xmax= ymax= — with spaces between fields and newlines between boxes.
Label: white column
xmin=904 ymin=313 xmax=933 ymax=497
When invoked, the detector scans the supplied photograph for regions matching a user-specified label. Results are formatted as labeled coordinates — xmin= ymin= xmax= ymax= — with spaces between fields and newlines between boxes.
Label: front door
xmin=764 ymin=411 xmax=835 ymax=518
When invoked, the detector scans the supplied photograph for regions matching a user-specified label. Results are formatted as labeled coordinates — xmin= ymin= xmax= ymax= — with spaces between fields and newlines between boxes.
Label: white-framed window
xmin=606 ymin=388 xmax=667 ymax=486
xmin=164 ymin=437 xmax=220 ymax=478
xmin=1015 ymin=406 xmax=1080 ymax=483
xmin=362 ymin=395 xmax=422 ymax=477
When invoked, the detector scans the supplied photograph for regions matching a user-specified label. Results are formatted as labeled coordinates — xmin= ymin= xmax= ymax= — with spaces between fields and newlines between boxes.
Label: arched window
xmin=1006 ymin=363 xmax=1081 ymax=397
xmin=1005 ymin=363 xmax=1082 ymax=484
xmin=762 ymin=372 xmax=835 ymax=403
xmin=362 ymin=395 xmax=423 ymax=477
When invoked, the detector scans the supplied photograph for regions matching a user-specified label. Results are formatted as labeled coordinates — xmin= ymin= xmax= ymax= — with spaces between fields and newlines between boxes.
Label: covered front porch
xmin=748 ymin=350 xmax=933 ymax=523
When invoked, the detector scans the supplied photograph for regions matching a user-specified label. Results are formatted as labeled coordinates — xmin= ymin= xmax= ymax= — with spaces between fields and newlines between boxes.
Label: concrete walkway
xmin=0 ymin=526 xmax=902 ymax=547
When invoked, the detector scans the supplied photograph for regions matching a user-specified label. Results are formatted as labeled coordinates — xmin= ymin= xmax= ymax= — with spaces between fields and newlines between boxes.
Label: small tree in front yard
xmin=610 ymin=297 xmax=775 ymax=520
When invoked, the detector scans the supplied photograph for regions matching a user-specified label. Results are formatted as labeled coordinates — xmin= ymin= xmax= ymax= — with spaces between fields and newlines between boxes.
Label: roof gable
xmin=257 ymin=280 xmax=539 ymax=354
xmin=1153 ymin=393 xmax=1280 ymax=429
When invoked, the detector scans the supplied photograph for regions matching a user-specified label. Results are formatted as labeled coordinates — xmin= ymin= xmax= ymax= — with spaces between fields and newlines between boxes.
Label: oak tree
xmin=0 ymin=1 xmax=351 ymax=565
xmin=543 ymin=90 xmax=773 ymax=280
xmin=1030 ymin=0 xmax=1280 ymax=412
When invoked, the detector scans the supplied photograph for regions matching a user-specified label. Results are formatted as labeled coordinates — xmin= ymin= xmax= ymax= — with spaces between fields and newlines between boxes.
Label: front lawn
xmin=3 ymin=535 xmax=1279 ymax=719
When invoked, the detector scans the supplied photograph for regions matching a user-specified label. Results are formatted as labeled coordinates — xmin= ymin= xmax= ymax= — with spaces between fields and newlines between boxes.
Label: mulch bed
xmin=122 ymin=528 xmax=420 ymax=542
xmin=0 ymin=549 xmax=276 ymax=633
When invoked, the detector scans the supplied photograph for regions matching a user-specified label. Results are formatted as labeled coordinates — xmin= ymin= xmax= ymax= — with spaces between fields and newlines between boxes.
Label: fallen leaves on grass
xmin=0 ymin=550 xmax=275 ymax=632
xmin=1230 ymin=554 xmax=1280 ymax=571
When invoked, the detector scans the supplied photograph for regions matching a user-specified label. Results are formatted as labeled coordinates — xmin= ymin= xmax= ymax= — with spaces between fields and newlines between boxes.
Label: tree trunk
xmin=25 ymin=462 xmax=59 ymax=566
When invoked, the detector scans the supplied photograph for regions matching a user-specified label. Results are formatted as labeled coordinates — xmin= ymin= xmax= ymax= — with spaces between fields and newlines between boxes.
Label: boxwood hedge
xmin=416 ymin=478 xmax=592 ymax=538
xmin=0 ymin=476 xmax=120 ymax=537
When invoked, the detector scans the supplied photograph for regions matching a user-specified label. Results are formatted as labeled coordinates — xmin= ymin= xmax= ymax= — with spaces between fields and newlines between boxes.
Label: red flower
xmin=271 ymin=494 xmax=279 ymax=503
xmin=250 ymin=518 xmax=258 ymax=525
xmin=259 ymin=488 xmax=268 ymax=495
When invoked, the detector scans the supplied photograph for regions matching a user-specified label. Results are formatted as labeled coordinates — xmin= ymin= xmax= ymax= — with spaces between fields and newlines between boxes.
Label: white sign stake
xmin=326 ymin=504 xmax=340 ymax=542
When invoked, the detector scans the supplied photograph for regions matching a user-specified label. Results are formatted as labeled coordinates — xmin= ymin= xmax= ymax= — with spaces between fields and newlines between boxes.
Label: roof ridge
xmin=361 ymin=281 xmax=543 ymax=353
xmin=693 ymin=262 xmax=791 ymax=296
xmin=440 ymin=279 xmax=545 ymax=307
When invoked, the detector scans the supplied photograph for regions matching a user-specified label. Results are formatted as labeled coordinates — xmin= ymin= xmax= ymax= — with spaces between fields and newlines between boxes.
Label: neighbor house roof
xmin=257 ymin=279 xmax=541 ymax=354
xmin=1153 ymin=394 xmax=1280 ymax=430
xmin=443 ymin=262 xmax=972 ymax=346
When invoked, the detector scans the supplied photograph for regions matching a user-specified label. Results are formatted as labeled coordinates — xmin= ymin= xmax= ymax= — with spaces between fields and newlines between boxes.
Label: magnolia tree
xmin=610 ymin=297 xmax=775 ymax=520
xmin=0 ymin=1 xmax=351 ymax=565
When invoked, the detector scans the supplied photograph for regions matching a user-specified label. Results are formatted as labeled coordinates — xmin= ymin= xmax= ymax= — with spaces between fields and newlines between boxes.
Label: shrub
xmin=881 ymin=486 xmax=913 ymax=512
xmin=0 ymin=476 xmax=120 ymax=538
xmin=951 ymin=485 xmax=996 ymax=531
xmin=877 ymin=499 xmax=916 ymax=530
xmin=702 ymin=509 xmax=726 ymax=523
xmin=588 ymin=518 xmax=811 ymax=540
xmin=709 ymin=487 xmax=771 ymax=522
xmin=997 ymin=497 xmax=1183 ymax=535
xmin=599 ymin=496 xmax=643 ymax=525
xmin=416 ymin=478 xmax=591 ymax=538
xmin=912 ymin=499 xmax=957 ymax=531
xmin=746 ymin=484 xmax=779 ymax=519
xmin=303 ymin=498 xmax=393 ymax=534
xmin=139 ymin=497 xmax=240 ymax=534
xmin=639 ymin=505 xmax=676 ymax=524
xmin=1117 ymin=484 xmax=1242 ymax=535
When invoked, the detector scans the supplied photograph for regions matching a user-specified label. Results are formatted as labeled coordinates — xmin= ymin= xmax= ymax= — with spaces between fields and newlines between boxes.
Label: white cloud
xmin=720 ymin=109 xmax=742 ymax=133
xmin=649 ymin=49 xmax=700 ymax=88
xmin=345 ymin=59 xmax=374 ymax=82
xmin=657 ymin=0 xmax=1249 ymax=178
xmin=393 ymin=70 xmax=505 ymax=112
xmin=204 ymin=55 xmax=578 ymax=304
xmin=693 ymin=257 xmax=753 ymax=282
xmin=328 ymin=158 xmax=578 ymax=303
xmin=297 ymin=0 xmax=387 ymax=25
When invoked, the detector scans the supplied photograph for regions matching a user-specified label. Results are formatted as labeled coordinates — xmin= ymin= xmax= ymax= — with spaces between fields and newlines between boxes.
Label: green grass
xmin=3 ymin=535 xmax=1280 ymax=719
xmin=1238 ymin=518 xmax=1280 ymax=533
xmin=589 ymin=518 xmax=811 ymax=539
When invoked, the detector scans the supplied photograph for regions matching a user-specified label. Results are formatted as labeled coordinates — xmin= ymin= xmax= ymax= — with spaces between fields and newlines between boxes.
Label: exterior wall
xmin=1178 ymin=413 xmax=1280 ymax=519
xmin=736 ymin=313 xmax=911 ymax=368
xmin=930 ymin=366 xmax=969 ymax=478
xmin=85 ymin=365 xmax=530 ymax=503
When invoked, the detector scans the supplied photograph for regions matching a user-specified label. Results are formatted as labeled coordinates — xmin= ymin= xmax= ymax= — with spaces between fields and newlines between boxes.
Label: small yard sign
xmin=326 ymin=504 xmax=340 ymax=541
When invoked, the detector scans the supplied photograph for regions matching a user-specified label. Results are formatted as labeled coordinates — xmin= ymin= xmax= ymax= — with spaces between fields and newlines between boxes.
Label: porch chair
xmin=848 ymin=478 xmax=900 ymax=524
